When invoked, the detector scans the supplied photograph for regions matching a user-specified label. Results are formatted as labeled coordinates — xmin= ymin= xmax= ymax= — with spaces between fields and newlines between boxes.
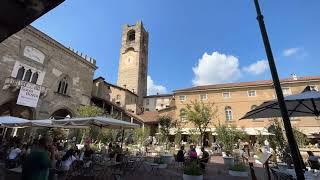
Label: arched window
xmin=16 ymin=67 xmax=25 ymax=80
xmin=225 ymin=106 xmax=233 ymax=121
xmin=127 ymin=30 xmax=135 ymax=41
xmin=57 ymin=77 xmax=68 ymax=95
xmin=180 ymin=108 xmax=187 ymax=121
xmin=31 ymin=72 xmax=39 ymax=84
xmin=23 ymin=69 xmax=32 ymax=82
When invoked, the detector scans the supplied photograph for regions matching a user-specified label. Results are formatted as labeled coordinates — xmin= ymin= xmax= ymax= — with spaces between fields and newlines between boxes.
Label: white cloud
xmin=147 ymin=75 xmax=167 ymax=95
xmin=192 ymin=52 xmax=242 ymax=86
xmin=282 ymin=47 xmax=301 ymax=57
xmin=243 ymin=60 xmax=268 ymax=75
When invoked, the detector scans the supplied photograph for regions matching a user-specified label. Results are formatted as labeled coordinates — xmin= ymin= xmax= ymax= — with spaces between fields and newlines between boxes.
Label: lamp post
xmin=252 ymin=0 xmax=305 ymax=179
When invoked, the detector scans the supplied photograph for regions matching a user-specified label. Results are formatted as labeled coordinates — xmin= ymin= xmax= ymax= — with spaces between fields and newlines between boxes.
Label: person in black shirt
xmin=176 ymin=146 xmax=185 ymax=162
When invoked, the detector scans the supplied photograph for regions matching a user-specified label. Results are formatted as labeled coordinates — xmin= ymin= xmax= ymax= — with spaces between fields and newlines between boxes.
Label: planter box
xmin=228 ymin=170 xmax=248 ymax=177
xmin=158 ymin=164 xmax=167 ymax=169
xmin=223 ymin=156 xmax=234 ymax=167
xmin=183 ymin=174 xmax=203 ymax=180
xmin=161 ymin=154 xmax=174 ymax=164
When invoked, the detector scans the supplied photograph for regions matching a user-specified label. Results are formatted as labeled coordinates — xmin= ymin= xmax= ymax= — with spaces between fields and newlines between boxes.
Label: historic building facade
xmin=172 ymin=76 xmax=320 ymax=136
xmin=0 ymin=26 xmax=97 ymax=120
xmin=143 ymin=94 xmax=173 ymax=112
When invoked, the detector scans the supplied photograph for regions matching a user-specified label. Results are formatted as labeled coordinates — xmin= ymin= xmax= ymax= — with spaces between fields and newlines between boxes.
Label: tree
xmin=75 ymin=105 xmax=105 ymax=143
xmin=158 ymin=115 xmax=175 ymax=149
xmin=183 ymin=100 xmax=217 ymax=146
xmin=293 ymin=127 xmax=309 ymax=148
xmin=133 ymin=127 xmax=150 ymax=147
xmin=77 ymin=105 xmax=105 ymax=117
xmin=215 ymin=124 xmax=247 ymax=155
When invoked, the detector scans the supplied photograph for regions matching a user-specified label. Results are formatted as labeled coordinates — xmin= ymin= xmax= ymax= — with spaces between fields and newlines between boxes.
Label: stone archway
xmin=50 ymin=109 xmax=73 ymax=120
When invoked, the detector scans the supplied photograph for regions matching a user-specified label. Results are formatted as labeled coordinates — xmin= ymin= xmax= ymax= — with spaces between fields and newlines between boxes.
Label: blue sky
xmin=32 ymin=0 xmax=320 ymax=95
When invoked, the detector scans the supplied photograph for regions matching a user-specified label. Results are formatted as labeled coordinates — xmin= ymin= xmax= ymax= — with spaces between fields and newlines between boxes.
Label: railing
xmin=2 ymin=77 xmax=48 ymax=97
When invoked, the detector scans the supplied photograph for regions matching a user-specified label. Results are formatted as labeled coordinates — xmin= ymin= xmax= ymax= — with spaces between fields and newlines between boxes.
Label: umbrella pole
xmin=120 ymin=128 xmax=124 ymax=149
xmin=253 ymin=0 xmax=305 ymax=179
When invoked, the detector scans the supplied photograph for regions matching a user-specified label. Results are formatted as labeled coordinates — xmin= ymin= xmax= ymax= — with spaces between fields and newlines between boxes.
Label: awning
xmin=53 ymin=116 xmax=139 ymax=129
xmin=0 ymin=116 xmax=139 ymax=129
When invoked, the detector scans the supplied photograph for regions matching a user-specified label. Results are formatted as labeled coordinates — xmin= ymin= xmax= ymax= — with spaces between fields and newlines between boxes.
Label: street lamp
xmin=252 ymin=0 xmax=305 ymax=179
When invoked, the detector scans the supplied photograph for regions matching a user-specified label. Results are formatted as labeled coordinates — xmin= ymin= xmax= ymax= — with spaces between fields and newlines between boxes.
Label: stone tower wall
xmin=117 ymin=21 xmax=148 ymax=108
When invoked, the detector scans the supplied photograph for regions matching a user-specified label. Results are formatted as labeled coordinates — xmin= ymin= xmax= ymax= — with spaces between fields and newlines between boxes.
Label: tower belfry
xmin=117 ymin=21 xmax=148 ymax=106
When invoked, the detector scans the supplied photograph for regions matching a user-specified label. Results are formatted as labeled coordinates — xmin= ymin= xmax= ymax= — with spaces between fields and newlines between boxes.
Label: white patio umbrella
xmin=0 ymin=116 xmax=31 ymax=128
xmin=52 ymin=116 xmax=140 ymax=129
xmin=241 ymin=87 xmax=320 ymax=120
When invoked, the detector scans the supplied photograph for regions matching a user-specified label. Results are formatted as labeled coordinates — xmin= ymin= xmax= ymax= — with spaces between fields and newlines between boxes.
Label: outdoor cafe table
xmin=271 ymin=168 xmax=320 ymax=180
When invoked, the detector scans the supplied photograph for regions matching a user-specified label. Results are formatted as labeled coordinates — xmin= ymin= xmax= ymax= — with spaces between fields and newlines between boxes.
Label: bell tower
xmin=117 ymin=21 xmax=148 ymax=106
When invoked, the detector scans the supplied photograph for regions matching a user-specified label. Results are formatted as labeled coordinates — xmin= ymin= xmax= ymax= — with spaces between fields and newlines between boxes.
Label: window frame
xmin=199 ymin=94 xmax=208 ymax=101
xmin=282 ymin=87 xmax=292 ymax=95
xmin=222 ymin=92 xmax=231 ymax=98
xmin=180 ymin=108 xmax=187 ymax=122
xmin=310 ymin=85 xmax=318 ymax=91
xmin=225 ymin=106 xmax=233 ymax=121
xmin=179 ymin=95 xmax=187 ymax=102
xmin=247 ymin=90 xmax=257 ymax=97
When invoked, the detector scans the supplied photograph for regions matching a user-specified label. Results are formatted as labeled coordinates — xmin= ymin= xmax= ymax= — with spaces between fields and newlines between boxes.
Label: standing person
xmin=176 ymin=146 xmax=185 ymax=162
xmin=22 ymin=136 xmax=54 ymax=180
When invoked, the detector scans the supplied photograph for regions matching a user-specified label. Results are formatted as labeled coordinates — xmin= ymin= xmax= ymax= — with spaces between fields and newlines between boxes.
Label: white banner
xmin=17 ymin=84 xmax=41 ymax=108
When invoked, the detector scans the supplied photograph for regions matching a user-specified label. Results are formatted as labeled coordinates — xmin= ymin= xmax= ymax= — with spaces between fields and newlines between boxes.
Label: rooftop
xmin=138 ymin=111 xmax=159 ymax=124
xmin=175 ymin=75 xmax=320 ymax=93
xmin=144 ymin=93 xmax=173 ymax=98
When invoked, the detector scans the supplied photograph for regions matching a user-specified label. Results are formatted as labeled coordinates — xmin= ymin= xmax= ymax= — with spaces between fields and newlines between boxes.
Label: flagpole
xmin=252 ymin=0 xmax=305 ymax=179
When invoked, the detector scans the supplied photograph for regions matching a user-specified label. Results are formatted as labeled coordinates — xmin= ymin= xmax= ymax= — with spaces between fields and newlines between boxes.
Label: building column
xmin=130 ymin=117 xmax=133 ymax=123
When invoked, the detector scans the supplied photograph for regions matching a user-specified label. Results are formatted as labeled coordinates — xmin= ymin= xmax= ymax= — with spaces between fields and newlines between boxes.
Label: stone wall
xmin=0 ymin=26 xmax=97 ymax=119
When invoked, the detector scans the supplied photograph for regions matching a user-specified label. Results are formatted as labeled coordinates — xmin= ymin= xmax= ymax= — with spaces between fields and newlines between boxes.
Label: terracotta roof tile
xmin=175 ymin=76 xmax=320 ymax=92
xmin=138 ymin=111 xmax=159 ymax=124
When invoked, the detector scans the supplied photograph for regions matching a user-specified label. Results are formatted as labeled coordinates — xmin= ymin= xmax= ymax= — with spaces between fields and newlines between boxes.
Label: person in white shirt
xmin=61 ymin=149 xmax=77 ymax=171
xmin=8 ymin=145 xmax=22 ymax=160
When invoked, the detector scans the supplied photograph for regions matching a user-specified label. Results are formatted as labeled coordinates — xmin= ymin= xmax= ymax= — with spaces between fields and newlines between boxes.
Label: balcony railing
xmin=2 ymin=77 xmax=48 ymax=97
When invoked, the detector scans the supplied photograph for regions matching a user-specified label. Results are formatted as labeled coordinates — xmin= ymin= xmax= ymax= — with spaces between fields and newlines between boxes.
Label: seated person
xmin=61 ymin=149 xmax=77 ymax=171
xmin=200 ymin=147 xmax=209 ymax=169
xmin=8 ymin=144 xmax=22 ymax=160
xmin=307 ymin=151 xmax=320 ymax=170
xmin=114 ymin=145 xmax=123 ymax=162
xmin=176 ymin=146 xmax=185 ymax=162
xmin=6 ymin=144 xmax=22 ymax=168
xmin=83 ymin=144 xmax=94 ymax=160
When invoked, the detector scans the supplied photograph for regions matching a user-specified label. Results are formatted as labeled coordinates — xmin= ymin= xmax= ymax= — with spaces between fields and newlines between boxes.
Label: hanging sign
xmin=16 ymin=82 xmax=41 ymax=108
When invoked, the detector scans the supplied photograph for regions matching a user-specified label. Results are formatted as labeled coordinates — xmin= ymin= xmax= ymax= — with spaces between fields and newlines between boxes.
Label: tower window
xmin=127 ymin=30 xmax=136 ymax=42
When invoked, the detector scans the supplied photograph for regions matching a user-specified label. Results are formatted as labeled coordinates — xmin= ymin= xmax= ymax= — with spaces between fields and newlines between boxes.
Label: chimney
xmin=291 ymin=73 xmax=298 ymax=80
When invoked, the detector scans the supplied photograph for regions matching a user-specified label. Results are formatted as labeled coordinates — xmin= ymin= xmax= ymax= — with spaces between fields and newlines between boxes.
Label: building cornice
xmin=24 ymin=26 xmax=98 ymax=70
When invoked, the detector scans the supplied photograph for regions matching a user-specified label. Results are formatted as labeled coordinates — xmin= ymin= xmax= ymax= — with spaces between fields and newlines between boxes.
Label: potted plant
xmin=228 ymin=163 xmax=248 ymax=177
xmin=155 ymin=157 xmax=167 ymax=169
xmin=183 ymin=161 xmax=203 ymax=180
xmin=215 ymin=125 xmax=247 ymax=167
